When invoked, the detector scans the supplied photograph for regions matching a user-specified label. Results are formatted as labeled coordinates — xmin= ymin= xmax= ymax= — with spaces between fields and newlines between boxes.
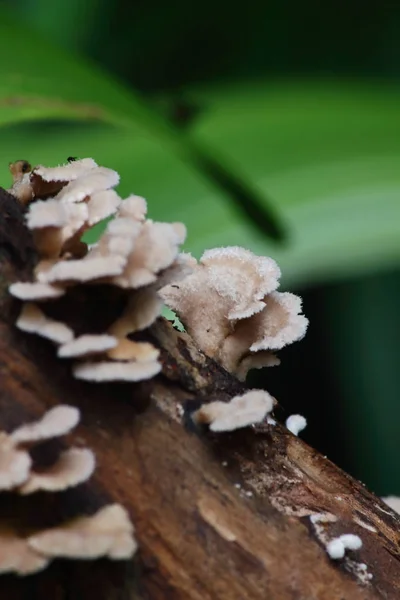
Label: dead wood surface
xmin=0 ymin=187 xmax=399 ymax=600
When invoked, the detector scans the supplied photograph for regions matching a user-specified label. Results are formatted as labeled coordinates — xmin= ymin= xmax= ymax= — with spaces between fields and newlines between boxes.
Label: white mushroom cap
xmin=0 ymin=530 xmax=49 ymax=575
xmin=88 ymin=216 xmax=141 ymax=262
xmin=220 ymin=291 xmax=308 ymax=376
xmin=118 ymin=195 xmax=147 ymax=221
xmin=59 ymin=203 xmax=90 ymax=242
xmin=114 ymin=220 xmax=186 ymax=288
xmin=109 ymin=288 xmax=163 ymax=337
xmin=26 ymin=199 xmax=68 ymax=229
xmin=201 ymin=247 xmax=281 ymax=319
xmin=27 ymin=504 xmax=137 ymax=560
xmin=193 ymin=389 xmax=274 ymax=432
xmin=73 ymin=359 xmax=161 ymax=382
xmin=39 ymin=255 xmax=126 ymax=284
xmin=285 ymin=414 xmax=307 ymax=436
xmin=0 ymin=434 xmax=31 ymax=490
xmin=87 ymin=190 xmax=121 ymax=226
xmin=58 ymin=335 xmax=118 ymax=358
xmin=248 ymin=292 xmax=309 ymax=352
xmin=34 ymin=158 xmax=98 ymax=182
xmin=56 ymin=167 xmax=120 ymax=203
xmin=11 ymin=405 xmax=80 ymax=444
xmin=16 ymin=303 xmax=74 ymax=345
xmin=9 ymin=282 xmax=65 ymax=300
xmin=20 ymin=448 xmax=95 ymax=494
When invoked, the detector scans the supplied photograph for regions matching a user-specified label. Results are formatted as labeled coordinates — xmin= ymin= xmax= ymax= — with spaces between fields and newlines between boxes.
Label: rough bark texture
xmin=0 ymin=187 xmax=399 ymax=599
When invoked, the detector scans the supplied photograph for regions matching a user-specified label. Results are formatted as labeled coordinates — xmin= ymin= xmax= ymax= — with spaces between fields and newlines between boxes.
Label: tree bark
xmin=0 ymin=188 xmax=399 ymax=599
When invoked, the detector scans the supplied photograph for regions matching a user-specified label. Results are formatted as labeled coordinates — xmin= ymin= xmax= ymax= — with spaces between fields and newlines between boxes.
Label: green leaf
xmin=189 ymin=79 xmax=400 ymax=286
xmin=0 ymin=11 xmax=285 ymax=242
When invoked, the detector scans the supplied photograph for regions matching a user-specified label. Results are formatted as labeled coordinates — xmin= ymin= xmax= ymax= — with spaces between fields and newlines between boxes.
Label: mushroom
xmin=16 ymin=303 xmax=74 ymax=345
xmin=0 ymin=529 xmax=49 ymax=575
xmin=326 ymin=534 xmax=363 ymax=560
xmin=10 ymin=405 xmax=80 ymax=444
xmin=19 ymin=448 xmax=96 ymax=494
xmin=113 ymin=221 xmax=186 ymax=289
xmin=38 ymin=254 xmax=127 ymax=284
xmin=55 ymin=167 xmax=120 ymax=204
xmin=27 ymin=504 xmax=137 ymax=560
xmin=108 ymin=288 xmax=163 ymax=338
xmin=58 ymin=335 xmax=118 ymax=358
xmin=118 ymin=195 xmax=147 ymax=221
xmin=161 ymin=247 xmax=308 ymax=380
xmin=73 ymin=359 xmax=161 ymax=382
xmin=107 ymin=339 xmax=159 ymax=362
xmin=34 ymin=158 xmax=98 ymax=183
xmin=87 ymin=190 xmax=121 ymax=226
xmin=0 ymin=406 xmax=137 ymax=575
xmin=9 ymin=282 xmax=65 ymax=301
xmin=285 ymin=414 xmax=307 ymax=436
xmin=193 ymin=390 xmax=274 ymax=432
xmin=0 ymin=434 xmax=31 ymax=491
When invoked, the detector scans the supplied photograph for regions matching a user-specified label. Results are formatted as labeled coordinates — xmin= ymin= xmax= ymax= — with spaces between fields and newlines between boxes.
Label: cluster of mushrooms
xmin=0 ymin=405 xmax=135 ymax=574
xmin=1 ymin=157 xmax=310 ymax=575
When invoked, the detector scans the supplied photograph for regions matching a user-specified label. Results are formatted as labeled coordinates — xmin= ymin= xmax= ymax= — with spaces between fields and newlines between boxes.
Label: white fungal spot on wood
xmin=285 ymin=414 xmax=307 ymax=436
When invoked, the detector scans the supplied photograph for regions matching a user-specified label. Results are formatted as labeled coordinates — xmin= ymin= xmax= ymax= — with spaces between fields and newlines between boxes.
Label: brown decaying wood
xmin=0 ymin=187 xmax=399 ymax=599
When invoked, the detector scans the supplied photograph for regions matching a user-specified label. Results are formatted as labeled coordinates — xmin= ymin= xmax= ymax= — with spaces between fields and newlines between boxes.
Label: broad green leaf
xmin=0 ymin=11 xmax=284 ymax=241
xmin=188 ymin=80 xmax=400 ymax=286
xmin=3 ymin=76 xmax=400 ymax=290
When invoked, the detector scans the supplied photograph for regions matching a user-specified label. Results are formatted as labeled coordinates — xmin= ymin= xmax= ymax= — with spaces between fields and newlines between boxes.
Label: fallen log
xmin=0 ymin=184 xmax=399 ymax=600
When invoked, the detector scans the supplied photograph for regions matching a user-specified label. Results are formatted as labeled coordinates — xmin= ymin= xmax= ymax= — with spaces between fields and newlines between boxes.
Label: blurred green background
xmin=1 ymin=0 xmax=399 ymax=494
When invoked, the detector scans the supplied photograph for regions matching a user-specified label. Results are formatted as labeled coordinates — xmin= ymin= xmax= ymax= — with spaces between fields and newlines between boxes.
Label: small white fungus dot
xmin=285 ymin=414 xmax=307 ymax=436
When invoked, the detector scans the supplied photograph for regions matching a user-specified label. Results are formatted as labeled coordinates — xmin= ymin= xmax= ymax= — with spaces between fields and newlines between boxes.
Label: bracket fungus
xmin=8 ymin=158 xmax=309 ymax=389
xmin=193 ymin=390 xmax=274 ymax=432
xmin=0 ymin=405 xmax=85 ymax=493
xmin=0 ymin=406 xmax=136 ymax=575
xmin=160 ymin=246 xmax=308 ymax=381
xmin=8 ymin=158 xmax=190 ymax=383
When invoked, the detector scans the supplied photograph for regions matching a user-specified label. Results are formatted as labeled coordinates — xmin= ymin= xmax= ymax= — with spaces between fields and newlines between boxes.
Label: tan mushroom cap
xmin=28 ymin=504 xmax=137 ymax=560
xmin=11 ymin=405 xmax=80 ymax=444
xmin=73 ymin=359 xmax=161 ymax=382
xmin=56 ymin=167 xmax=120 ymax=203
xmin=107 ymin=339 xmax=159 ymax=362
xmin=0 ymin=434 xmax=31 ymax=491
xmin=20 ymin=448 xmax=96 ymax=494
xmin=9 ymin=282 xmax=65 ymax=300
xmin=193 ymin=389 xmax=274 ymax=432
xmin=58 ymin=335 xmax=118 ymax=358
xmin=0 ymin=529 xmax=49 ymax=575
xmin=109 ymin=288 xmax=163 ymax=338
xmin=235 ymin=351 xmax=280 ymax=382
xmin=16 ymin=303 xmax=74 ymax=345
